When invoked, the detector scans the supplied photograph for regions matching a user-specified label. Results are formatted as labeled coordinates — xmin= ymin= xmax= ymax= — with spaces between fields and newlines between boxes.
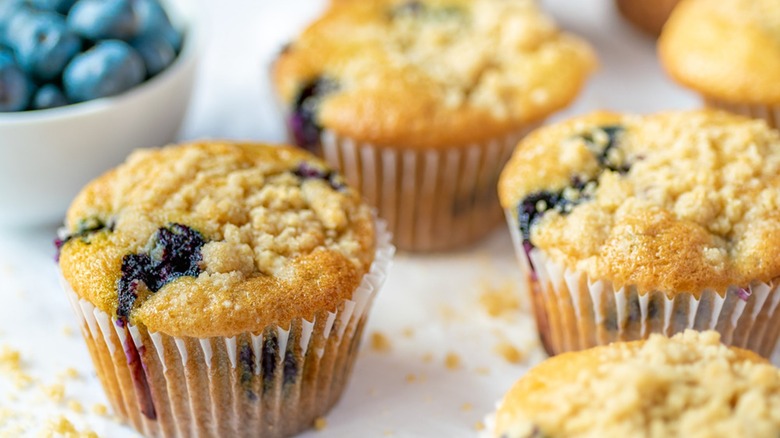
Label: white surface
xmin=0 ymin=0 xmax=200 ymax=227
xmin=0 ymin=0 xmax=703 ymax=437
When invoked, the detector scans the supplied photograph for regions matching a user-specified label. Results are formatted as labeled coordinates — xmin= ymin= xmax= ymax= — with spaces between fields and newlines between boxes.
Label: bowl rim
xmin=0 ymin=2 xmax=202 ymax=126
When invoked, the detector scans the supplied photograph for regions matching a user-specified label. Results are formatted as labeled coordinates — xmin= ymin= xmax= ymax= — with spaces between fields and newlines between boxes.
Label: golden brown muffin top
xmin=498 ymin=110 xmax=780 ymax=295
xmin=494 ymin=331 xmax=780 ymax=438
xmin=273 ymin=0 xmax=595 ymax=149
xmin=659 ymin=0 xmax=780 ymax=104
xmin=59 ymin=142 xmax=376 ymax=338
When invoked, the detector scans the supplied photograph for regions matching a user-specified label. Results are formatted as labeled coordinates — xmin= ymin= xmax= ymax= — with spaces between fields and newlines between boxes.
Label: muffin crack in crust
xmin=495 ymin=331 xmax=780 ymax=438
xmin=274 ymin=0 xmax=596 ymax=148
xmin=58 ymin=142 xmax=376 ymax=337
xmin=499 ymin=110 xmax=780 ymax=294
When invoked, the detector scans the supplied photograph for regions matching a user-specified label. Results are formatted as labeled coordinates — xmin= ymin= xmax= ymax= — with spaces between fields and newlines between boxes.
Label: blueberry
xmin=0 ymin=51 xmax=33 ymax=111
xmin=32 ymin=83 xmax=67 ymax=110
xmin=54 ymin=216 xmax=114 ymax=260
xmin=580 ymin=125 xmax=630 ymax=173
xmin=67 ymin=0 xmax=138 ymax=40
xmin=294 ymin=161 xmax=345 ymax=191
xmin=132 ymin=0 xmax=180 ymax=48
xmin=27 ymin=0 xmax=77 ymax=14
xmin=131 ymin=33 xmax=174 ymax=77
xmin=5 ymin=10 xmax=81 ymax=81
xmin=116 ymin=224 xmax=205 ymax=320
xmin=63 ymin=40 xmax=145 ymax=102
xmin=517 ymin=177 xmax=597 ymax=245
xmin=0 ymin=0 xmax=26 ymax=43
xmin=289 ymin=77 xmax=338 ymax=153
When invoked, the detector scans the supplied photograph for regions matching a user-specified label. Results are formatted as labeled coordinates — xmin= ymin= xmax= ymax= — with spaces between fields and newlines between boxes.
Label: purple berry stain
xmin=294 ymin=161 xmax=345 ymax=191
xmin=54 ymin=216 xmax=114 ymax=261
xmin=117 ymin=223 xmax=205 ymax=322
xmin=735 ymin=287 xmax=751 ymax=302
xmin=123 ymin=336 xmax=156 ymax=420
xmin=289 ymin=76 xmax=338 ymax=154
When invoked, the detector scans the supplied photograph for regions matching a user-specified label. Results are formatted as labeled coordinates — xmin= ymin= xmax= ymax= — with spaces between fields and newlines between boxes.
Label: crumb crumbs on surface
xmin=494 ymin=342 xmax=526 ymax=364
xmin=58 ymin=368 xmax=80 ymax=381
xmin=61 ymin=326 xmax=74 ymax=337
xmin=91 ymin=404 xmax=108 ymax=416
xmin=422 ymin=352 xmax=433 ymax=364
xmin=475 ymin=366 xmax=491 ymax=376
xmin=478 ymin=281 xmax=522 ymax=318
xmin=475 ymin=421 xmax=486 ymax=431
xmin=405 ymin=373 xmax=417 ymax=383
xmin=383 ymin=431 xmax=394 ymax=436
xmin=369 ymin=332 xmax=392 ymax=353
xmin=0 ymin=345 xmax=34 ymax=388
xmin=313 ymin=417 xmax=328 ymax=431
xmin=41 ymin=416 xmax=98 ymax=438
xmin=461 ymin=403 xmax=473 ymax=412
xmin=401 ymin=327 xmax=415 ymax=338
xmin=43 ymin=383 xmax=66 ymax=403
xmin=445 ymin=352 xmax=461 ymax=370
xmin=68 ymin=400 xmax=84 ymax=414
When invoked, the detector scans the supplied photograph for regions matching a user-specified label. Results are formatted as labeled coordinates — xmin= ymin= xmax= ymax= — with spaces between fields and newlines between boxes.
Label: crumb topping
xmin=499 ymin=110 xmax=780 ymax=294
xmin=495 ymin=331 xmax=780 ymax=438
xmin=274 ymin=0 xmax=595 ymax=148
xmin=59 ymin=142 xmax=376 ymax=337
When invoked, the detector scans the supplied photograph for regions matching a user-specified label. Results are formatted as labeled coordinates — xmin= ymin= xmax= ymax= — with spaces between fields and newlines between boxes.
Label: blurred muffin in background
xmin=615 ymin=0 xmax=680 ymax=36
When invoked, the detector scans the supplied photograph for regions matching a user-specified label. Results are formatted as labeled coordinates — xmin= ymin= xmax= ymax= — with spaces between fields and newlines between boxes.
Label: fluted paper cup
xmin=505 ymin=211 xmax=780 ymax=357
xmin=319 ymin=125 xmax=541 ymax=252
xmin=61 ymin=220 xmax=394 ymax=438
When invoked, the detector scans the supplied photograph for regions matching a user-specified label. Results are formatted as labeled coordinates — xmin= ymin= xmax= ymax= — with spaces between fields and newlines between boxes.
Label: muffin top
xmin=659 ymin=0 xmax=780 ymax=104
xmin=273 ymin=0 xmax=595 ymax=149
xmin=58 ymin=142 xmax=376 ymax=338
xmin=498 ymin=110 xmax=780 ymax=295
xmin=493 ymin=330 xmax=780 ymax=438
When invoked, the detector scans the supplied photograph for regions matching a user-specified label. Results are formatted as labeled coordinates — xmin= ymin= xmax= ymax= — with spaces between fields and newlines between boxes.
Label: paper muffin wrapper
xmin=319 ymin=124 xmax=541 ymax=252
xmin=615 ymin=0 xmax=680 ymax=35
xmin=505 ymin=210 xmax=780 ymax=357
xmin=61 ymin=220 xmax=394 ymax=438
xmin=704 ymin=98 xmax=780 ymax=130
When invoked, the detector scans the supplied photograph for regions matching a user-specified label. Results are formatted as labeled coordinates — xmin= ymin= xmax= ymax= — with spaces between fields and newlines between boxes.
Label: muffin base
xmin=321 ymin=125 xmax=541 ymax=252
xmin=61 ymin=220 xmax=394 ymax=438
xmin=615 ymin=0 xmax=680 ymax=35
xmin=704 ymin=98 xmax=780 ymax=129
xmin=506 ymin=211 xmax=780 ymax=357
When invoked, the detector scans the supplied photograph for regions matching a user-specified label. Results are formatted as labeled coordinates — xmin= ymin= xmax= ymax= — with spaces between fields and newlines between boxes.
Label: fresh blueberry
xmin=67 ymin=0 xmax=138 ymax=40
xmin=116 ymin=224 xmax=205 ymax=320
xmin=131 ymin=33 xmax=174 ymax=77
xmin=289 ymin=77 xmax=338 ymax=153
xmin=517 ymin=177 xmax=597 ymax=245
xmin=63 ymin=40 xmax=145 ymax=102
xmin=132 ymin=0 xmax=181 ymax=50
xmin=0 ymin=51 xmax=33 ymax=111
xmin=54 ymin=216 xmax=114 ymax=260
xmin=27 ymin=0 xmax=77 ymax=14
xmin=5 ymin=10 xmax=81 ymax=81
xmin=0 ymin=0 xmax=26 ymax=44
xmin=32 ymin=83 xmax=67 ymax=110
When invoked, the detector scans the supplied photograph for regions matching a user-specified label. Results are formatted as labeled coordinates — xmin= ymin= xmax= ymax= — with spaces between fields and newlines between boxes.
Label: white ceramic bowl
xmin=0 ymin=1 xmax=200 ymax=227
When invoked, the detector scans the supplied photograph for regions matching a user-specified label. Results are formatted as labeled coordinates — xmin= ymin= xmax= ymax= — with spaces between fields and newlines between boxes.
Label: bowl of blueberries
xmin=0 ymin=0 xmax=199 ymax=227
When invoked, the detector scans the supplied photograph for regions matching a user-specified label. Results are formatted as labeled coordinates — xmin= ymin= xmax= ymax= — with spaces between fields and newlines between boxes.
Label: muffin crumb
xmin=91 ymin=404 xmax=108 ymax=416
xmin=313 ymin=417 xmax=328 ymax=431
xmin=369 ymin=332 xmax=392 ymax=353
xmin=494 ymin=342 xmax=526 ymax=364
xmin=445 ymin=352 xmax=461 ymax=370
xmin=478 ymin=281 xmax=521 ymax=318
xmin=461 ymin=403 xmax=473 ymax=412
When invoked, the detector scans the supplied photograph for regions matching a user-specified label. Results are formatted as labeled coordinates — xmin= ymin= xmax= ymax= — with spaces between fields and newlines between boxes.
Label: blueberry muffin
xmin=659 ymin=0 xmax=780 ymax=127
xmin=58 ymin=142 xmax=393 ymax=438
xmin=615 ymin=0 xmax=680 ymax=36
xmin=498 ymin=110 xmax=780 ymax=357
xmin=489 ymin=331 xmax=780 ymax=438
xmin=273 ymin=0 xmax=596 ymax=251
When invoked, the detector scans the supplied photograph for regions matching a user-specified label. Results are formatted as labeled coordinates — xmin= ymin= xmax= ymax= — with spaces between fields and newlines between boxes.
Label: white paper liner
xmin=320 ymin=124 xmax=542 ymax=252
xmin=61 ymin=219 xmax=394 ymax=438
xmin=505 ymin=210 xmax=780 ymax=357
xmin=704 ymin=98 xmax=780 ymax=129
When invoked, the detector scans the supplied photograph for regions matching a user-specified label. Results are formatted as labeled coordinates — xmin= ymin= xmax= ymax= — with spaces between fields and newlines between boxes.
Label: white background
xmin=0 ymin=0 xmax=700 ymax=437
